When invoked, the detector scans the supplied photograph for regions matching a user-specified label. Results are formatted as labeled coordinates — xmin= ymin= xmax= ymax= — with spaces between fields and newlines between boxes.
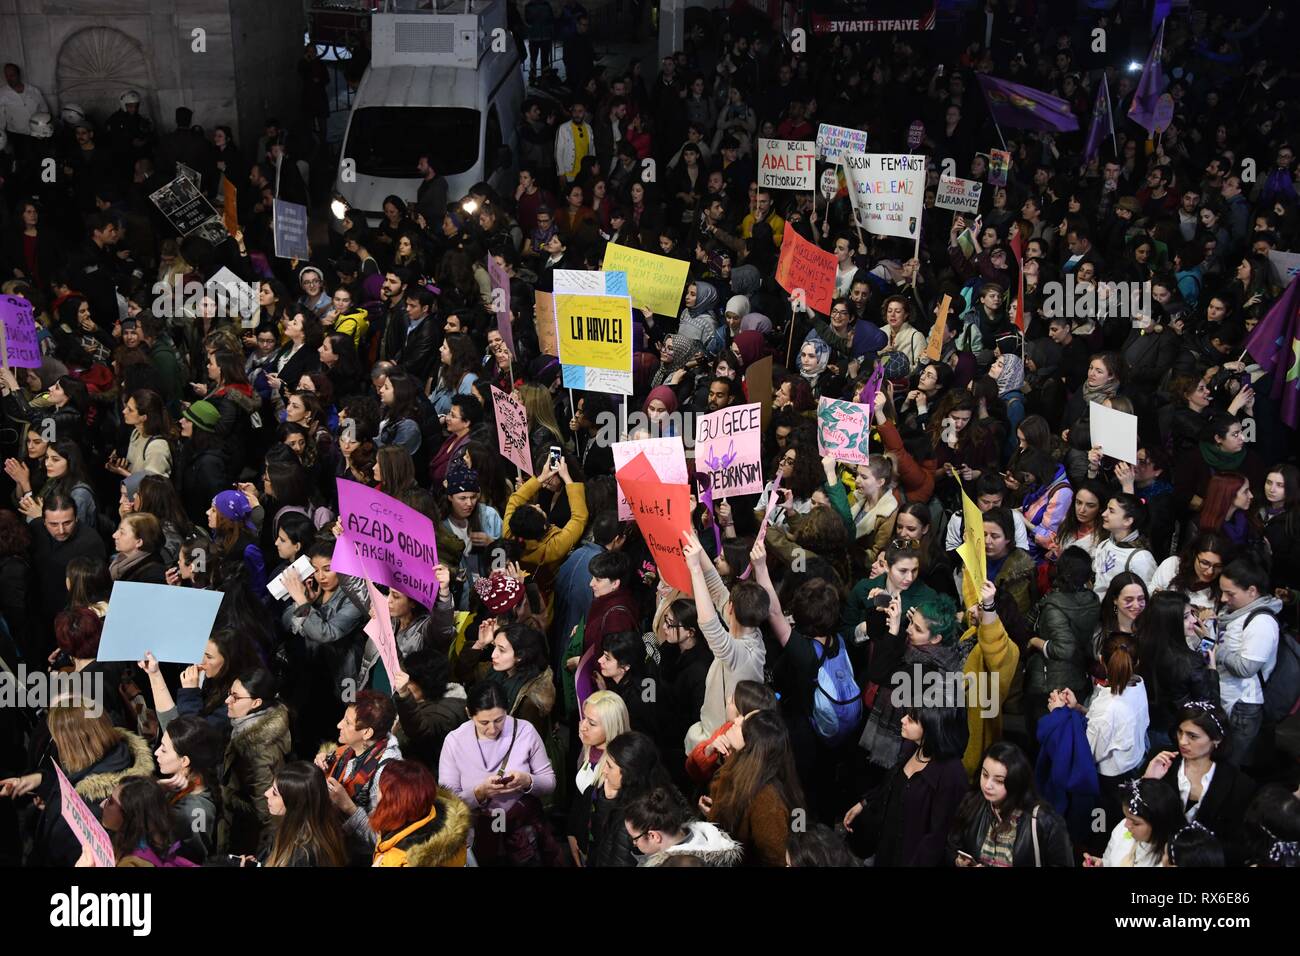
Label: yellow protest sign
xmin=954 ymin=476 xmax=987 ymax=608
xmin=554 ymin=293 xmax=632 ymax=371
xmin=602 ymin=244 xmax=690 ymax=317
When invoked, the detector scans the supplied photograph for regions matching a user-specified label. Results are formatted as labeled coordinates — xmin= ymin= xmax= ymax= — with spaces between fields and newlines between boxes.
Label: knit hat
xmin=212 ymin=489 xmax=255 ymax=531
xmin=1116 ymin=196 xmax=1141 ymax=215
xmin=37 ymin=356 xmax=69 ymax=390
xmin=183 ymin=400 xmax=219 ymax=432
xmin=473 ymin=570 xmax=525 ymax=616
xmin=298 ymin=265 xmax=325 ymax=290
xmin=445 ymin=461 xmax=480 ymax=495
xmin=123 ymin=471 xmax=150 ymax=500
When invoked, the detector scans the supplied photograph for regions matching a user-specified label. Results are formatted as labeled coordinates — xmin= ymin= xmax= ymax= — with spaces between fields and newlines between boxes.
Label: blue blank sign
xmin=97 ymin=582 xmax=224 ymax=663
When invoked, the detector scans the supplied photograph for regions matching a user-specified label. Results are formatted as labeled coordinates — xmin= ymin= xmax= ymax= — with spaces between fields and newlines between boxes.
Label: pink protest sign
xmin=694 ymin=402 xmax=763 ymax=497
xmin=53 ymin=761 xmax=115 ymax=868
xmin=486 ymin=255 xmax=515 ymax=358
xmin=362 ymin=574 xmax=401 ymax=682
xmin=1 ymin=294 xmax=41 ymax=369
xmin=490 ymin=385 xmax=534 ymax=475
xmin=611 ymin=436 xmax=688 ymax=520
xmin=334 ymin=478 xmax=439 ymax=608
xmin=741 ymin=473 xmax=783 ymax=581
xmin=816 ymin=397 xmax=873 ymax=464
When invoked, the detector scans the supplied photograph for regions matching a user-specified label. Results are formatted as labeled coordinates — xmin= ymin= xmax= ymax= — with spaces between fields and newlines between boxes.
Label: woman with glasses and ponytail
xmin=1143 ymin=701 xmax=1258 ymax=865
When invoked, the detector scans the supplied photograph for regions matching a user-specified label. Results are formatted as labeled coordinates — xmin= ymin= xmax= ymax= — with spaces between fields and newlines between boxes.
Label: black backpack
xmin=1245 ymin=609 xmax=1300 ymax=722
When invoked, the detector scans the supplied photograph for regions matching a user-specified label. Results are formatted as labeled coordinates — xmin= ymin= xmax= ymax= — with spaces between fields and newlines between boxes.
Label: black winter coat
xmin=947 ymin=799 xmax=1074 ymax=867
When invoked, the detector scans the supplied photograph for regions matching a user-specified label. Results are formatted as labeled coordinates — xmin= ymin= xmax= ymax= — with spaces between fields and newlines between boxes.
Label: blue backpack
xmin=811 ymin=637 xmax=863 ymax=746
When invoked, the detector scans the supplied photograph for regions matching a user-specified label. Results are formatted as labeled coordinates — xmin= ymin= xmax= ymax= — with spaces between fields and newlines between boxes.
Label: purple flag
xmin=976 ymin=74 xmax=1080 ymax=133
xmin=1083 ymin=74 xmax=1115 ymax=165
xmin=858 ymin=361 xmax=886 ymax=412
xmin=1128 ymin=22 xmax=1166 ymax=135
xmin=1152 ymin=0 xmax=1173 ymax=33
xmin=1243 ymin=277 xmax=1300 ymax=428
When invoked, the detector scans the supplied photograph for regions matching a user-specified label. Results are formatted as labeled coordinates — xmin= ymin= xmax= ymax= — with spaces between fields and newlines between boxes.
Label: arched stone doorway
xmin=55 ymin=26 xmax=157 ymax=126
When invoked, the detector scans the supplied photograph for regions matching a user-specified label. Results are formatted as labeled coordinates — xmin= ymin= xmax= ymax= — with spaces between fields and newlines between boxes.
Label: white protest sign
xmin=758 ymin=138 xmax=816 ymax=191
xmin=819 ymin=168 xmax=838 ymax=200
xmin=935 ymin=174 xmax=983 ymax=215
xmin=841 ymin=153 xmax=926 ymax=240
xmin=816 ymin=123 xmax=868 ymax=162
xmin=1089 ymin=401 xmax=1138 ymax=465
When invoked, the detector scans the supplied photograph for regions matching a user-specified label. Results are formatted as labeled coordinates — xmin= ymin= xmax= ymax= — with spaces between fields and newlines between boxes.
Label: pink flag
xmin=490 ymin=385 xmax=534 ymax=475
xmin=363 ymin=574 xmax=401 ymax=683
xmin=486 ymin=255 xmax=515 ymax=359
xmin=333 ymin=479 xmax=439 ymax=608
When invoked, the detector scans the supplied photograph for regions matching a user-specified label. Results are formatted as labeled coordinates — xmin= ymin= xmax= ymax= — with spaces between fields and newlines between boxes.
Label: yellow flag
xmin=954 ymin=475 xmax=986 ymax=609
xmin=924 ymin=294 xmax=951 ymax=363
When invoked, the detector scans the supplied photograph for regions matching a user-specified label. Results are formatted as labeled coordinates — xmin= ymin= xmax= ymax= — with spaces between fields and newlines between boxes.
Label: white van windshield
xmin=344 ymin=107 xmax=481 ymax=178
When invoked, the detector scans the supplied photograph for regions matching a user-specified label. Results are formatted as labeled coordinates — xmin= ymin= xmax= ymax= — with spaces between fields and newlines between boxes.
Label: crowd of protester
xmin=0 ymin=0 xmax=1298 ymax=868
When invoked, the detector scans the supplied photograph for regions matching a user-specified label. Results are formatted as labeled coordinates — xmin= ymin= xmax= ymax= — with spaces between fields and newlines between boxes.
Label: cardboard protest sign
xmin=554 ymin=291 xmax=634 ymax=394
xmin=775 ymin=227 xmax=837 ymax=316
xmin=272 ymin=199 xmax=310 ymax=260
xmin=816 ymin=123 xmax=868 ymax=162
xmin=935 ymin=174 xmax=983 ymax=215
xmin=553 ymin=269 xmax=628 ymax=297
xmin=695 ymin=402 xmax=764 ymax=497
xmin=746 ymin=355 xmax=774 ymax=430
xmin=149 ymin=174 xmax=221 ymax=238
xmin=602 ymin=243 xmax=690 ymax=317
xmin=97 ymin=582 xmax=223 ymax=663
xmin=177 ymin=162 xmax=202 ymax=189
xmin=535 ymin=290 xmax=558 ymax=355
xmin=53 ymin=762 xmax=115 ymax=868
xmin=363 ymin=575 xmax=401 ymax=684
xmin=486 ymin=256 xmax=514 ymax=358
xmin=758 ymin=138 xmax=816 ymax=191
xmin=816 ymin=397 xmax=873 ymax=464
xmin=0 ymin=294 xmax=41 ymax=369
xmin=222 ymin=176 xmax=239 ymax=235
xmin=334 ymin=479 xmax=439 ymax=608
xmin=490 ymin=385 xmax=534 ymax=475
xmin=617 ymin=469 xmax=693 ymax=594
xmin=612 ymin=436 xmax=688 ymax=520
xmin=924 ymin=295 xmax=952 ymax=362
xmin=956 ymin=478 xmax=987 ymax=604
xmin=988 ymin=149 xmax=1011 ymax=187
xmin=1089 ymin=401 xmax=1139 ymax=465
xmin=841 ymin=153 xmax=926 ymax=240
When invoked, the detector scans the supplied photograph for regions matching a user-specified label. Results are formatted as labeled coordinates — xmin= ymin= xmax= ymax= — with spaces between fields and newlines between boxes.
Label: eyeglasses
xmin=628 ymin=829 xmax=650 ymax=844
xmin=1195 ymin=556 xmax=1223 ymax=571
xmin=779 ymin=455 xmax=796 ymax=466
xmin=226 ymin=693 xmax=254 ymax=702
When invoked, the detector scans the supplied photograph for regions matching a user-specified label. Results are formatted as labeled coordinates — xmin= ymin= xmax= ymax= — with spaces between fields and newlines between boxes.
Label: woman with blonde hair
xmin=518 ymin=381 xmax=565 ymax=451
xmin=0 ymin=697 xmax=155 ymax=865
xmin=566 ymin=689 xmax=630 ymax=865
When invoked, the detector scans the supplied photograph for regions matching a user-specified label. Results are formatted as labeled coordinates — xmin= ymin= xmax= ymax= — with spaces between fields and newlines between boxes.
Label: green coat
xmin=1025 ymin=588 xmax=1099 ymax=700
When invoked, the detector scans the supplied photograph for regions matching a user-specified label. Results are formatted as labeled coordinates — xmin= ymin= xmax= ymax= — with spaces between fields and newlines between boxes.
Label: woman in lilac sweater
xmin=438 ymin=683 xmax=559 ymax=865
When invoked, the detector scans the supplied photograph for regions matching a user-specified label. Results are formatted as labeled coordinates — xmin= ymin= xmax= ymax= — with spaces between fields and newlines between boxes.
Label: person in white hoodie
xmin=1091 ymin=492 xmax=1157 ymax=600
xmin=681 ymin=530 xmax=768 ymax=752
xmin=1215 ymin=556 xmax=1281 ymax=768
xmin=623 ymin=784 xmax=743 ymax=866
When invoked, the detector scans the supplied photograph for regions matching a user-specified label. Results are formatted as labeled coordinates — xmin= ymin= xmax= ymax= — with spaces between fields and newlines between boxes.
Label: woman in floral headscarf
xmin=797 ymin=338 xmax=842 ymax=399
xmin=989 ymin=352 xmax=1026 ymax=461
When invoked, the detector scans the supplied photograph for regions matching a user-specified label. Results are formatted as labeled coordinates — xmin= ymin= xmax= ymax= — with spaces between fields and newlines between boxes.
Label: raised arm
xmin=750 ymin=540 xmax=790 ymax=647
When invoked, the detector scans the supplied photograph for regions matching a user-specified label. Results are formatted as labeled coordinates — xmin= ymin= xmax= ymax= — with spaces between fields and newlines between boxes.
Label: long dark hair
xmin=708 ymin=710 xmax=805 ymax=838
xmin=202 ymin=628 xmax=263 ymax=714
xmin=265 ymin=762 xmax=349 ymax=867
xmin=439 ymin=333 xmax=480 ymax=392
xmin=1123 ymin=779 xmax=1184 ymax=861
xmin=163 ymin=714 xmax=224 ymax=825
xmin=605 ymin=731 xmax=672 ymax=803
xmin=1169 ymin=531 xmax=1232 ymax=599
xmin=1099 ymin=571 xmax=1148 ymax=637
xmin=137 ymin=473 xmax=197 ymax=537
xmin=957 ymin=740 xmax=1041 ymax=834
xmin=44 ymin=439 xmax=92 ymax=496
xmin=1134 ymin=590 xmax=1204 ymax=712
xmin=109 ymin=776 xmax=178 ymax=861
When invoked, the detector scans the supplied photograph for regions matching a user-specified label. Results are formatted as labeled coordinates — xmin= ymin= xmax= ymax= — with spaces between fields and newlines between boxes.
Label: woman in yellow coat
xmin=959 ymin=580 xmax=1020 ymax=779
xmin=335 ymin=758 xmax=471 ymax=866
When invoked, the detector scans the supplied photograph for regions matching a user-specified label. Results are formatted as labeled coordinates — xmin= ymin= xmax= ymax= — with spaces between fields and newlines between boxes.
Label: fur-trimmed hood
xmin=375 ymin=788 xmax=472 ymax=867
xmin=73 ymin=730 xmax=156 ymax=802
xmin=229 ymin=703 xmax=291 ymax=758
xmin=640 ymin=821 xmax=744 ymax=867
